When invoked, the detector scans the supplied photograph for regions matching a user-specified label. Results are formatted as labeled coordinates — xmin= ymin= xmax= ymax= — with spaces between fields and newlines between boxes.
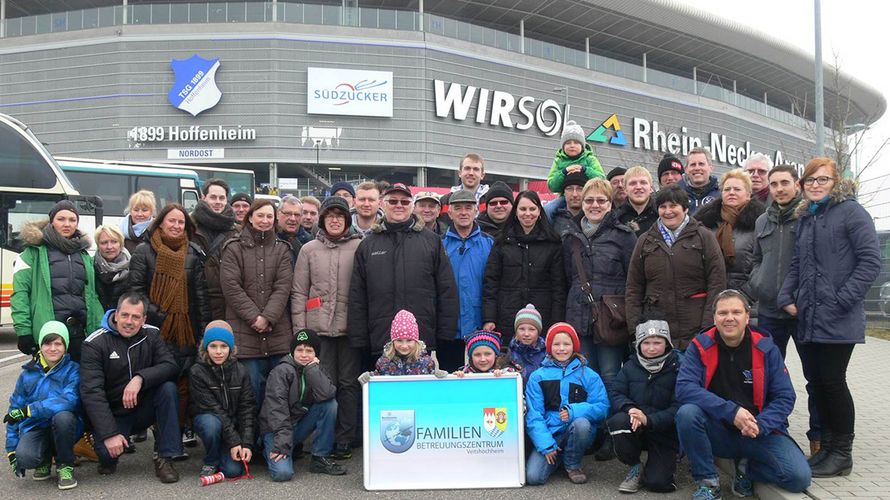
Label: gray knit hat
xmin=560 ymin=120 xmax=586 ymax=147
xmin=635 ymin=319 xmax=673 ymax=373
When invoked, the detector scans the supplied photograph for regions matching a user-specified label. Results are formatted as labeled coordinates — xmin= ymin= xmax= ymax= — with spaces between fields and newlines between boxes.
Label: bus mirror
xmin=68 ymin=195 xmax=104 ymax=226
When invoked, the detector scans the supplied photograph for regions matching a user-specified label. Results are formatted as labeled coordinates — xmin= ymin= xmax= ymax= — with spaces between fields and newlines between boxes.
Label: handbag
xmin=570 ymin=239 xmax=630 ymax=347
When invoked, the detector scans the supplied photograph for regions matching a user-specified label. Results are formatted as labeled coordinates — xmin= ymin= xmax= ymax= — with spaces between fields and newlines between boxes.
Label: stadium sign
xmin=308 ymin=67 xmax=393 ymax=117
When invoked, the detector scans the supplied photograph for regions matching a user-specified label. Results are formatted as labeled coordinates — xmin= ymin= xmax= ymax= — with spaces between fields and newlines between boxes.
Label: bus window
xmin=64 ymin=171 xmax=128 ymax=216
xmin=135 ymin=175 xmax=183 ymax=210
xmin=183 ymin=190 xmax=199 ymax=211
xmin=0 ymin=194 xmax=60 ymax=253
xmin=0 ymin=121 xmax=58 ymax=189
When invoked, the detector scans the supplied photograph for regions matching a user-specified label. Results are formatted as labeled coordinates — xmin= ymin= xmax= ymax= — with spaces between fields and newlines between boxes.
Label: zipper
xmin=126 ymin=337 xmax=147 ymax=380
xmin=220 ymin=364 xmax=229 ymax=410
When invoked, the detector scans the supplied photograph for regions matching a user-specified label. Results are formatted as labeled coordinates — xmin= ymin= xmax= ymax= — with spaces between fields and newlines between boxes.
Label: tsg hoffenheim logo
xmin=168 ymin=55 xmax=222 ymax=116
xmin=380 ymin=410 xmax=414 ymax=454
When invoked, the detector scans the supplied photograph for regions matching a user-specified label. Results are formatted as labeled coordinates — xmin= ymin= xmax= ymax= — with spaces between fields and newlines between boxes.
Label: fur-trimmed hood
xmin=796 ymin=178 xmax=858 ymax=217
xmin=370 ymin=213 xmax=425 ymax=233
xmin=694 ymin=197 xmax=764 ymax=231
xmin=20 ymin=218 xmax=92 ymax=248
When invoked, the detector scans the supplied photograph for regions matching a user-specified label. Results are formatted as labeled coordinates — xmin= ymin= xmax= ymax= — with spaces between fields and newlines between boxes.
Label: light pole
xmin=814 ymin=0 xmax=824 ymax=157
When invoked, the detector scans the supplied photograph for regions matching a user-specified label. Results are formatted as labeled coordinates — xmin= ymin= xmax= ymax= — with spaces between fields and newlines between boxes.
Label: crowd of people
xmin=5 ymin=120 xmax=882 ymax=499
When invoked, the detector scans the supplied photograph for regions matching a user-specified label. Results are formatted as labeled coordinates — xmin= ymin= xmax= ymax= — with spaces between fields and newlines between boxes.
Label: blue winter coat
xmin=509 ymin=336 xmax=547 ymax=385
xmin=777 ymin=179 xmax=881 ymax=344
xmin=680 ymin=176 xmax=720 ymax=215
xmin=443 ymin=224 xmax=494 ymax=339
xmin=525 ymin=356 xmax=609 ymax=454
xmin=6 ymin=354 xmax=82 ymax=453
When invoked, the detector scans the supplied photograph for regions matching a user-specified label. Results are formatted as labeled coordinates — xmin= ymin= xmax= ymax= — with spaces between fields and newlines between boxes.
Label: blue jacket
xmin=509 ymin=336 xmax=547 ymax=385
xmin=679 ymin=176 xmax=720 ymax=215
xmin=6 ymin=354 xmax=82 ymax=453
xmin=777 ymin=179 xmax=881 ymax=344
xmin=443 ymin=224 xmax=494 ymax=339
xmin=676 ymin=326 xmax=794 ymax=436
xmin=525 ymin=356 xmax=609 ymax=454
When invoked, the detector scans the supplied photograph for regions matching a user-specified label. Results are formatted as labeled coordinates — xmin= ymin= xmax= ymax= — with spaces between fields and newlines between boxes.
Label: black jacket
xmin=610 ymin=350 xmax=681 ymax=432
xmin=476 ymin=212 xmax=506 ymax=238
xmin=94 ymin=265 xmax=130 ymax=313
xmin=79 ymin=311 xmax=179 ymax=441
xmin=188 ymin=357 xmax=257 ymax=451
xmin=615 ymin=198 xmax=658 ymax=236
xmin=348 ymin=215 xmax=459 ymax=353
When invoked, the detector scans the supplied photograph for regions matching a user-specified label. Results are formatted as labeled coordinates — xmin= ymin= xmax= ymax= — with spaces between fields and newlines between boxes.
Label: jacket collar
xmin=694 ymin=197 xmax=764 ymax=231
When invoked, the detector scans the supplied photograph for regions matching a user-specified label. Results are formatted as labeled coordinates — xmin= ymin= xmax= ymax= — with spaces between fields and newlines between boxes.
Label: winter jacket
xmin=259 ymin=356 xmax=336 ymax=455
xmin=509 ymin=337 xmax=547 ymax=385
xmin=777 ymin=180 xmax=881 ymax=344
xmin=277 ymin=230 xmax=304 ymax=267
xmin=372 ymin=347 xmax=437 ymax=376
xmin=615 ymin=197 xmax=659 ymax=236
xmin=192 ymin=202 xmax=238 ymax=321
xmin=476 ymin=212 xmax=506 ymax=238
xmin=46 ymin=246 xmax=87 ymax=323
xmin=610 ymin=350 xmax=680 ymax=433
xmin=348 ymin=215 xmax=459 ymax=354
xmin=11 ymin=220 xmax=103 ymax=343
xmin=80 ymin=310 xmax=179 ymax=441
xmin=546 ymin=144 xmax=605 ymax=193
xmin=121 ymin=216 xmax=151 ymax=255
xmin=220 ymin=226 xmax=294 ymax=358
xmin=443 ymin=224 xmax=495 ymax=339
xmin=483 ymin=223 xmax=566 ymax=344
xmin=291 ymin=229 xmax=362 ymax=338
xmin=6 ymin=354 xmax=82 ymax=453
xmin=562 ymin=211 xmax=636 ymax=339
xmin=679 ymin=176 xmax=720 ymax=215
xmin=694 ymin=198 xmax=765 ymax=301
xmin=525 ymin=356 xmax=609 ymax=455
xmin=188 ymin=357 xmax=257 ymax=451
xmin=625 ymin=218 xmax=727 ymax=349
xmin=749 ymin=199 xmax=802 ymax=320
xmin=677 ymin=326 xmax=794 ymax=436
xmin=94 ymin=253 xmax=131 ymax=313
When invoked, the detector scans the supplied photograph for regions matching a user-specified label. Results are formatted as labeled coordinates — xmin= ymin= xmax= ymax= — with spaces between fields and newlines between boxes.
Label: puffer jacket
xmin=258 ymin=356 xmax=336 ymax=455
xmin=6 ymin=353 xmax=82 ymax=453
xmin=562 ymin=211 xmax=636 ymax=339
xmin=220 ymin=225 xmax=294 ymax=358
xmin=749 ymin=198 xmax=802 ymax=320
xmin=291 ymin=228 xmax=362 ymax=337
xmin=509 ymin=336 xmax=547 ymax=385
xmin=610 ymin=350 xmax=680 ymax=433
xmin=778 ymin=179 xmax=881 ymax=344
xmin=525 ymin=355 xmax=609 ymax=455
xmin=625 ymin=218 xmax=727 ymax=349
xmin=694 ymin=198 xmax=764 ymax=301
xmin=188 ymin=357 xmax=257 ymax=451
xmin=483 ymin=222 xmax=566 ymax=344
xmin=192 ymin=202 xmax=239 ymax=321
xmin=443 ymin=224 xmax=494 ymax=339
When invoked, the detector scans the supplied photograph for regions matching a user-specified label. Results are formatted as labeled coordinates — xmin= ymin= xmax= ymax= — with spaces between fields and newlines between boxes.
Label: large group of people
xmin=5 ymin=121 xmax=881 ymax=499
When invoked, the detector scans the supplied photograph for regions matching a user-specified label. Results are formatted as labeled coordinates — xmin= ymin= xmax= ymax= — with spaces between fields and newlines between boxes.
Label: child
xmin=5 ymin=321 xmax=82 ymax=490
xmin=607 ymin=319 xmax=680 ymax=494
xmin=544 ymin=120 xmax=606 ymax=217
xmin=188 ymin=321 xmax=257 ymax=478
xmin=509 ymin=304 xmax=547 ymax=385
xmin=259 ymin=328 xmax=346 ymax=481
xmin=525 ymin=322 xmax=609 ymax=486
xmin=453 ymin=330 xmax=519 ymax=377
xmin=358 ymin=310 xmax=446 ymax=383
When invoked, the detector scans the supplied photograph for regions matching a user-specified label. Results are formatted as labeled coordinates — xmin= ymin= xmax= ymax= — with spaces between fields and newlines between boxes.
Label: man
xmin=451 ymin=153 xmax=489 ymax=202
xmin=744 ymin=153 xmax=773 ymax=205
xmin=675 ymin=290 xmax=811 ymax=498
xmin=441 ymin=190 xmax=494 ymax=371
xmin=300 ymin=196 xmax=321 ymax=240
xmin=658 ymin=154 xmax=684 ymax=188
xmin=414 ymin=191 xmax=448 ymax=235
xmin=277 ymin=195 xmax=308 ymax=265
xmin=551 ymin=171 xmax=588 ymax=237
xmin=351 ymin=181 xmax=382 ymax=237
xmin=79 ymin=293 xmax=182 ymax=483
xmin=348 ymin=183 xmax=459 ymax=366
xmin=679 ymin=147 xmax=719 ymax=214
xmin=192 ymin=178 xmax=238 ymax=321
xmin=476 ymin=181 xmax=513 ymax=237
xmin=329 ymin=182 xmax=355 ymax=209
xmin=607 ymin=167 xmax=628 ymax=206
xmin=615 ymin=166 xmax=658 ymax=235
xmin=230 ymin=192 xmax=253 ymax=225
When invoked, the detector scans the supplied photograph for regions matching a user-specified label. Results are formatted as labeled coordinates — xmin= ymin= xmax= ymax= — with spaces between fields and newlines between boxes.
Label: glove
xmin=16 ymin=336 xmax=37 ymax=356
xmin=7 ymin=452 xmax=23 ymax=478
xmin=3 ymin=408 xmax=28 ymax=424
xmin=357 ymin=372 xmax=371 ymax=385
xmin=433 ymin=369 xmax=448 ymax=379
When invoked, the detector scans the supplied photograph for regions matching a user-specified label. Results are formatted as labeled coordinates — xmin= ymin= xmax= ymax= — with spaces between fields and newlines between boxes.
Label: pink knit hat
xmin=390 ymin=310 xmax=419 ymax=341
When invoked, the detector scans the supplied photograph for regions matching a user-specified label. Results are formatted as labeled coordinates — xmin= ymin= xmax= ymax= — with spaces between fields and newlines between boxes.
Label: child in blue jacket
xmin=525 ymin=322 xmax=609 ymax=486
xmin=509 ymin=304 xmax=547 ymax=385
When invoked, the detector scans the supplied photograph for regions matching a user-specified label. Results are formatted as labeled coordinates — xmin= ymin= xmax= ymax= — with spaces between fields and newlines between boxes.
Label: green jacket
xmin=546 ymin=144 xmax=605 ymax=193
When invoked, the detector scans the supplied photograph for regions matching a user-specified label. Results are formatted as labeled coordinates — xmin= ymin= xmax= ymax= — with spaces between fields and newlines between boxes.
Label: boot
xmin=810 ymin=433 xmax=853 ymax=478
xmin=807 ymin=429 xmax=831 ymax=467
xmin=73 ymin=434 xmax=99 ymax=463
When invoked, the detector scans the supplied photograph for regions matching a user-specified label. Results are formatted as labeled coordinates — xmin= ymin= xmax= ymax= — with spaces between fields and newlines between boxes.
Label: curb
xmin=716 ymin=458 xmax=812 ymax=500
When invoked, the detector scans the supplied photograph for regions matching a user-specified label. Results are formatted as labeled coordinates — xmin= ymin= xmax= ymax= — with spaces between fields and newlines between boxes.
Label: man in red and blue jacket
xmin=675 ymin=290 xmax=810 ymax=500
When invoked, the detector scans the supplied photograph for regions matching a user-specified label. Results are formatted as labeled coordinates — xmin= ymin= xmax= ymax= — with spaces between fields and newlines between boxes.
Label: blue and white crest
xmin=168 ymin=55 xmax=222 ymax=116
xmin=380 ymin=410 xmax=414 ymax=454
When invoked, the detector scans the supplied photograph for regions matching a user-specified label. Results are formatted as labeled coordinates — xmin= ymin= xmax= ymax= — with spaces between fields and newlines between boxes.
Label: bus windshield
xmin=0 ymin=118 xmax=60 ymax=189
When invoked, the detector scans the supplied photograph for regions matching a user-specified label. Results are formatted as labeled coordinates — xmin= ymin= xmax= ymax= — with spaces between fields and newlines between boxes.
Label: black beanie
xmin=563 ymin=171 xmax=589 ymax=190
xmin=607 ymin=167 xmax=627 ymax=181
xmin=485 ymin=181 xmax=514 ymax=204
xmin=657 ymin=155 xmax=684 ymax=181
xmin=319 ymin=196 xmax=351 ymax=230
xmin=291 ymin=328 xmax=321 ymax=356
xmin=230 ymin=192 xmax=253 ymax=205
xmin=48 ymin=200 xmax=79 ymax=222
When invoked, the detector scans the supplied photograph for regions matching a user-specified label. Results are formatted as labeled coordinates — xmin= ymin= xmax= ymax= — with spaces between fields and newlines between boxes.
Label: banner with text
xmin=308 ymin=67 xmax=393 ymax=117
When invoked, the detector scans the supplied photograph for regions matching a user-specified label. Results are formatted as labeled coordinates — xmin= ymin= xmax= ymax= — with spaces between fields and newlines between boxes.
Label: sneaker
xmin=57 ymin=465 xmax=77 ymax=490
xmin=132 ymin=430 xmax=148 ymax=443
xmin=154 ymin=457 xmax=180 ymax=484
xmin=199 ymin=465 xmax=218 ymax=477
xmin=33 ymin=462 xmax=51 ymax=481
xmin=566 ymin=468 xmax=588 ymax=484
xmin=329 ymin=445 xmax=353 ymax=460
xmin=692 ymin=480 xmax=722 ymax=500
xmin=97 ymin=462 xmax=117 ymax=475
xmin=309 ymin=456 xmax=346 ymax=475
xmin=732 ymin=459 xmax=753 ymax=497
xmin=182 ymin=428 xmax=198 ymax=448
xmin=619 ymin=463 xmax=642 ymax=493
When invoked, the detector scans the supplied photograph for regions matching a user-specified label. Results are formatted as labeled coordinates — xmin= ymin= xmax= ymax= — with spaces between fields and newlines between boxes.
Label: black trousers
xmin=318 ymin=336 xmax=361 ymax=448
xmin=797 ymin=342 xmax=855 ymax=434
xmin=608 ymin=412 xmax=679 ymax=492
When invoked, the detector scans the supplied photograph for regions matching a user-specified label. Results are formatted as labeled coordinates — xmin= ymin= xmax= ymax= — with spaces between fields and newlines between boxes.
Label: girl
xmin=509 ymin=304 xmax=546 ymax=385
xmin=453 ymin=330 xmax=519 ymax=376
xmin=358 ymin=310 xmax=445 ymax=382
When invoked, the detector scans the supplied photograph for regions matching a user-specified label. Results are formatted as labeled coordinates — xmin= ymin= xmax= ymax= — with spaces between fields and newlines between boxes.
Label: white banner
xmin=308 ymin=67 xmax=393 ymax=117
xmin=167 ymin=148 xmax=224 ymax=160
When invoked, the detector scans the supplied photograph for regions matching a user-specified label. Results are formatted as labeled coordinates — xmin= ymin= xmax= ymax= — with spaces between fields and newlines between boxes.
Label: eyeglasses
xmin=582 ymin=197 xmax=610 ymax=206
xmin=385 ymin=198 xmax=412 ymax=206
xmin=803 ymin=176 xmax=835 ymax=186
xmin=488 ymin=200 xmax=511 ymax=207
xmin=279 ymin=211 xmax=300 ymax=218
xmin=746 ymin=168 xmax=769 ymax=175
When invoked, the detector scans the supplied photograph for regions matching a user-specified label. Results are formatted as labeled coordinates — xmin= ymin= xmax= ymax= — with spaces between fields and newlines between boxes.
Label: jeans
xmin=241 ymin=355 xmax=284 ymax=408
xmin=192 ymin=414 xmax=246 ymax=477
xmin=262 ymin=399 xmax=337 ymax=482
xmin=318 ymin=337 xmax=361 ymax=448
xmin=15 ymin=411 xmax=81 ymax=468
xmin=675 ymin=404 xmax=811 ymax=492
xmin=578 ymin=339 xmax=626 ymax=392
xmin=608 ymin=412 xmax=678 ymax=492
xmin=526 ymin=418 xmax=594 ymax=485
xmin=797 ymin=343 xmax=855 ymax=435
xmin=94 ymin=381 xmax=182 ymax=467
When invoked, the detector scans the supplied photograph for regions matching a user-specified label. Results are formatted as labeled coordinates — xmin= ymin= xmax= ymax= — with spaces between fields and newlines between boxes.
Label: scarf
xmin=657 ymin=215 xmax=690 ymax=247
xmin=772 ymin=195 xmax=802 ymax=224
xmin=809 ymin=195 xmax=831 ymax=215
xmin=581 ymin=218 xmax=600 ymax=239
xmin=41 ymin=224 xmax=90 ymax=255
xmin=120 ymin=215 xmax=152 ymax=241
xmin=149 ymin=229 xmax=193 ymax=347
xmin=716 ymin=202 xmax=743 ymax=268
xmin=94 ymin=247 xmax=131 ymax=282
xmin=638 ymin=350 xmax=672 ymax=374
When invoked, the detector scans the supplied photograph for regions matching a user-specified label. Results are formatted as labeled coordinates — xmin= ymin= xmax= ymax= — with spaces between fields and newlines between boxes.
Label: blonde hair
xmin=624 ymin=166 xmax=653 ymax=184
xmin=581 ymin=178 xmax=613 ymax=200
xmin=383 ymin=340 xmax=423 ymax=363
xmin=94 ymin=224 xmax=124 ymax=246
xmin=127 ymin=190 xmax=157 ymax=215
xmin=719 ymin=168 xmax=753 ymax=193
xmin=300 ymin=195 xmax=321 ymax=210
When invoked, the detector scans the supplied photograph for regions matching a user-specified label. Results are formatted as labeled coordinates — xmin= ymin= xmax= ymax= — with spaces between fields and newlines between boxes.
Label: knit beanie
xmin=545 ymin=322 xmax=580 ymax=354
xmin=390 ymin=309 xmax=420 ymax=341
xmin=330 ymin=181 xmax=356 ymax=198
xmin=514 ymin=304 xmax=543 ymax=333
xmin=607 ymin=167 xmax=627 ymax=181
xmin=560 ymin=120 xmax=586 ymax=148
xmin=563 ymin=170 xmax=589 ymax=190
xmin=485 ymin=181 xmax=514 ymax=205
xmin=657 ymin=154 xmax=684 ymax=182
xmin=48 ymin=200 xmax=79 ymax=222
xmin=202 ymin=326 xmax=235 ymax=351
xmin=464 ymin=330 xmax=502 ymax=358
xmin=291 ymin=328 xmax=321 ymax=355
xmin=319 ymin=195 xmax=352 ymax=230
xmin=634 ymin=319 xmax=673 ymax=373
xmin=230 ymin=192 xmax=253 ymax=206
xmin=38 ymin=320 xmax=69 ymax=349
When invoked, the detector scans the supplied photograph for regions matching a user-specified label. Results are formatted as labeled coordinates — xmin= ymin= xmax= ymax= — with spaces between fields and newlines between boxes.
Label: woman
xmin=625 ymin=185 xmax=726 ymax=350
xmin=483 ymin=190 xmax=565 ymax=345
xmin=93 ymin=225 xmax=131 ymax=312
xmin=291 ymin=196 xmax=363 ymax=459
xmin=220 ymin=199 xmax=294 ymax=407
xmin=11 ymin=200 xmax=103 ymax=361
xmin=694 ymin=168 xmax=764 ymax=299
xmin=778 ymin=158 xmax=880 ymax=478
xmin=120 ymin=190 xmax=156 ymax=254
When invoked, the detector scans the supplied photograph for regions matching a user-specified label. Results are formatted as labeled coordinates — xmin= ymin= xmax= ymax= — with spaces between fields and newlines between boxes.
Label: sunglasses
xmin=385 ymin=198 xmax=412 ymax=206
xmin=488 ymin=199 xmax=511 ymax=206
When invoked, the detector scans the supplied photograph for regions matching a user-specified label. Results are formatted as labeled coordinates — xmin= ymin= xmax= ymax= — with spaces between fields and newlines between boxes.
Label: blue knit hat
xmin=203 ymin=326 xmax=235 ymax=351
xmin=330 ymin=181 xmax=356 ymax=198
xmin=464 ymin=330 xmax=502 ymax=358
